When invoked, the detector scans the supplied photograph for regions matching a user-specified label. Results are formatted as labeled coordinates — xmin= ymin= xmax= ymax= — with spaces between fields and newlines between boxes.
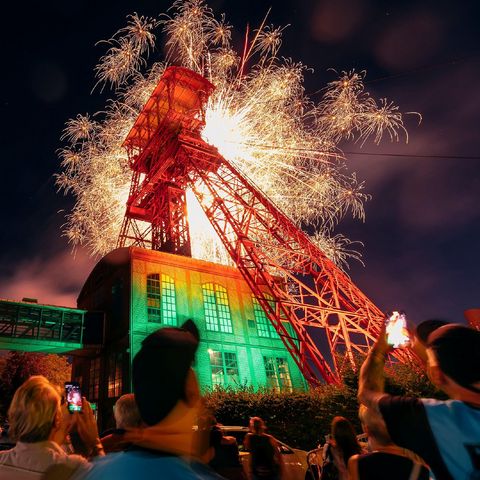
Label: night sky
xmin=1 ymin=0 xmax=479 ymax=326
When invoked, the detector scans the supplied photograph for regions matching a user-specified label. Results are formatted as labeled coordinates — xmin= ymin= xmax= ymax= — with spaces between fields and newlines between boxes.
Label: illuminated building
xmin=72 ymin=247 xmax=307 ymax=427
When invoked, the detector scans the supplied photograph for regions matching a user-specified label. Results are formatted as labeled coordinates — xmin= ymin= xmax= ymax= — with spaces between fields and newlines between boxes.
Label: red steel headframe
xmin=118 ymin=67 xmax=215 ymax=256
xmin=119 ymin=66 xmax=409 ymax=385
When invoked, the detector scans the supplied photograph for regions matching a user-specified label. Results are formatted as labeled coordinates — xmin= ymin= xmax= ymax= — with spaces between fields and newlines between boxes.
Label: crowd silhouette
xmin=0 ymin=318 xmax=478 ymax=479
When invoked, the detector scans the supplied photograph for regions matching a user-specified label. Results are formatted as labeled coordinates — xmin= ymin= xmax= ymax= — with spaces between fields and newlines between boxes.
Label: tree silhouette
xmin=0 ymin=352 xmax=71 ymax=419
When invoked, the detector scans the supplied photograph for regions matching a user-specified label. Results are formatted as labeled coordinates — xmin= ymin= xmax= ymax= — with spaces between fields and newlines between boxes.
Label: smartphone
xmin=386 ymin=311 xmax=410 ymax=348
xmin=65 ymin=382 xmax=83 ymax=413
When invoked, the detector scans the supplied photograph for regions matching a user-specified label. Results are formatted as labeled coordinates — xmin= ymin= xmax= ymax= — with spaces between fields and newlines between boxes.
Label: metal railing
xmin=0 ymin=300 xmax=84 ymax=345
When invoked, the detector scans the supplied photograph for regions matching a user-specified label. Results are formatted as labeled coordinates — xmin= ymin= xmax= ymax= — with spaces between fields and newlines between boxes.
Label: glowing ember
xmin=57 ymin=0 xmax=411 ymax=269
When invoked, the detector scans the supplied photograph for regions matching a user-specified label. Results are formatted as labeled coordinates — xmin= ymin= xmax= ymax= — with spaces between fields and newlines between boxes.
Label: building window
xmin=88 ymin=357 xmax=101 ymax=401
xmin=252 ymin=294 xmax=278 ymax=338
xmin=147 ymin=274 xmax=161 ymax=322
xmin=209 ymin=350 xmax=239 ymax=387
xmin=147 ymin=273 xmax=177 ymax=325
xmin=160 ymin=274 xmax=177 ymax=325
xmin=202 ymin=283 xmax=233 ymax=333
xmin=108 ymin=352 xmax=122 ymax=398
xmin=263 ymin=356 xmax=293 ymax=392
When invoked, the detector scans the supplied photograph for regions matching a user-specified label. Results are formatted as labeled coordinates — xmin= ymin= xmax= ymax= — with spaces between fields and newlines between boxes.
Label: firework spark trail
xmin=57 ymin=0 xmax=411 ymax=269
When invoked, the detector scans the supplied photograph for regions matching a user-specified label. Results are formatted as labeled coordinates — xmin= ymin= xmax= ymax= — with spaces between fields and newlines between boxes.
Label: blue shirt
xmin=379 ymin=396 xmax=480 ymax=480
xmin=422 ymin=398 xmax=480 ymax=480
xmin=83 ymin=449 xmax=224 ymax=480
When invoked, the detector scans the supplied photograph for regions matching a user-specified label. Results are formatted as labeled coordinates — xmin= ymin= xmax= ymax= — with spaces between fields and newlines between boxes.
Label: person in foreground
xmin=321 ymin=416 xmax=362 ymax=480
xmin=347 ymin=405 xmax=430 ymax=480
xmin=243 ymin=416 xmax=283 ymax=480
xmin=208 ymin=420 xmax=244 ymax=480
xmin=0 ymin=375 xmax=102 ymax=479
xmin=358 ymin=321 xmax=480 ymax=479
xmin=80 ymin=320 xmax=223 ymax=479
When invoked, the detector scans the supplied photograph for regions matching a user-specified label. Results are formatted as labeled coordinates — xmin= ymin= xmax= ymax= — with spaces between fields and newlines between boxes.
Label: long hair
xmin=331 ymin=416 xmax=362 ymax=466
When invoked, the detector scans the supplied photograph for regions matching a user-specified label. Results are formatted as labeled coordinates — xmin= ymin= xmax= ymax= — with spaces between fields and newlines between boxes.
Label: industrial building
xmin=71 ymin=246 xmax=307 ymax=427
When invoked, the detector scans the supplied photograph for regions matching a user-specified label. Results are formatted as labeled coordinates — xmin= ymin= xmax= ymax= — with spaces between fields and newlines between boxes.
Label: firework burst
xmin=57 ymin=0 xmax=411 ymax=269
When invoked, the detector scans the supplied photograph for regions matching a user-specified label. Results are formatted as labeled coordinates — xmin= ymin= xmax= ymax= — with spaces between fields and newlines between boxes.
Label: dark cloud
xmin=0 ymin=248 xmax=95 ymax=308
xmin=398 ymin=159 xmax=480 ymax=232
xmin=346 ymin=60 xmax=480 ymax=233
xmin=375 ymin=9 xmax=445 ymax=71
xmin=310 ymin=0 xmax=368 ymax=44
xmin=351 ymin=250 xmax=471 ymax=323
xmin=339 ymin=55 xmax=480 ymax=322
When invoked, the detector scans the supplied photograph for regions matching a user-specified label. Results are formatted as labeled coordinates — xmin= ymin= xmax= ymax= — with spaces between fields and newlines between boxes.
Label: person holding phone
xmin=0 ymin=376 xmax=104 ymax=479
xmin=358 ymin=320 xmax=480 ymax=479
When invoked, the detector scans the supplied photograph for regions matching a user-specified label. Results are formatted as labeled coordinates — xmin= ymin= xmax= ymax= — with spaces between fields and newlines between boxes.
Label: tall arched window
xmin=202 ymin=283 xmax=233 ymax=333
xmin=252 ymin=294 xmax=278 ymax=338
xmin=147 ymin=273 xmax=177 ymax=325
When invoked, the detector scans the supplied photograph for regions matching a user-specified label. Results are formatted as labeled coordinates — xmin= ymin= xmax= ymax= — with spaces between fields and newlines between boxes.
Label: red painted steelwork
xmin=118 ymin=67 xmax=214 ymax=254
xmin=118 ymin=66 xmax=409 ymax=385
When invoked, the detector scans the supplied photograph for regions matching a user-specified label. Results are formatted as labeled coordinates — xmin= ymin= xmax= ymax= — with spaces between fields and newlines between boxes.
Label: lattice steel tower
xmin=118 ymin=66 xmax=405 ymax=386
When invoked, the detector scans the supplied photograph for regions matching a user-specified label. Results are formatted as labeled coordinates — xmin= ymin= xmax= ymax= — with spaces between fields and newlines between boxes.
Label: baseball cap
xmin=427 ymin=324 xmax=480 ymax=393
xmin=415 ymin=319 xmax=449 ymax=345
xmin=132 ymin=319 xmax=200 ymax=425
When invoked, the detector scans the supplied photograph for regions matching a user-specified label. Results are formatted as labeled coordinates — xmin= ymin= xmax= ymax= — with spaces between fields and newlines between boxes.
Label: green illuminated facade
xmin=73 ymin=247 xmax=307 ymax=427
